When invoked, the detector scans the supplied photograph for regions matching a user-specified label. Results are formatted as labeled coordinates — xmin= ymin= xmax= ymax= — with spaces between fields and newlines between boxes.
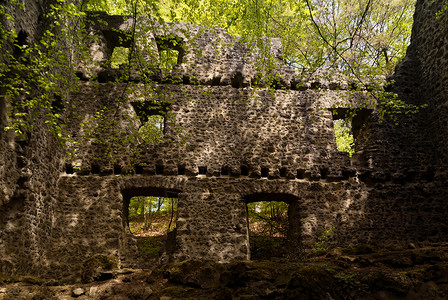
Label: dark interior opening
xmin=221 ymin=166 xmax=229 ymax=175
xmin=65 ymin=163 xmax=74 ymax=174
xmin=51 ymin=94 xmax=64 ymax=114
xmin=261 ymin=167 xmax=269 ymax=178
xmin=177 ymin=166 xmax=185 ymax=175
xmin=91 ymin=164 xmax=100 ymax=174
xmin=135 ymin=165 xmax=143 ymax=174
xmin=156 ymin=165 xmax=164 ymax=175
xmin=114 ymin=165 xmax=122 ymax=174
xmin=13 ymin=30 xmax=28 ymax=57
xmin=198 ymin=166 xmax=207 ymax=175
xmin=279 ymin=167 xmax=287 ymax=178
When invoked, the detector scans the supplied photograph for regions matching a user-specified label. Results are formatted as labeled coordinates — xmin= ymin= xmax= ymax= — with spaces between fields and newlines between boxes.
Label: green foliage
xmin=138 ymin=237 xmax=164 ymax=257
xmin=0 ymin=0 xmax=92 ymax=145
xmin=247 ymin=201 xmax=289 ymax=238
xmin=129 ymin=196 xmax=177 ymax=219
xmin=159 ymin=49 xmax=180 ymax=70
xmin=334 ymin=119 xmax=355 ymax=156
xmin=138 ymin=115 xmax=165 ymax=144
xmin=313 ymin=226 xmax=335 ymax=253
xmin=83 ymin=0 xmax=423 ymax=119
xmin=247 ymin=201 xmax=290 ymax=259
xmin=110 ymin=46 xmax=130 ymax=68
xmin=1 ymin=0 xmax=425 ymax=167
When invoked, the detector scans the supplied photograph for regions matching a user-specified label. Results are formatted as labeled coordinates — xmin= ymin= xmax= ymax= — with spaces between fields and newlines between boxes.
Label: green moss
xmin=0 ymin=275 xmax=18 ymax=284
xmin=138 ymin=237 xmax=164 ymax=257
xmin=239 ymin=295 xmax=259 ymax=299
xmin=161 ymin=286 xmax=210 ymax=299
xmin=21 ymin=276 xmax=42 ymax=285
xmin=401 ymin=267 xmax=427 ymax=280
xmin=81 ymin=254 xmax=119 ymax=283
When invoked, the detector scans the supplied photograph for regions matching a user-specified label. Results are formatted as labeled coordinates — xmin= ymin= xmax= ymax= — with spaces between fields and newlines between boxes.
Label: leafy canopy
xmin=84 ymin=0 xmax=415 ymax=76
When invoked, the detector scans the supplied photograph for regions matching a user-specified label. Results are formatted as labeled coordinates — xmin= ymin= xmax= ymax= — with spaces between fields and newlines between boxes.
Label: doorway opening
xmin=122 ymin=188 xmax=178 ymax=258
xmin=245 ymin=193 xmax=299 ymax=260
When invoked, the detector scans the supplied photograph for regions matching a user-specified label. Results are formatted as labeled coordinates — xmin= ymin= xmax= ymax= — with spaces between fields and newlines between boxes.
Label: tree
xmin=1 ymin=0 xmax=419 ymax=164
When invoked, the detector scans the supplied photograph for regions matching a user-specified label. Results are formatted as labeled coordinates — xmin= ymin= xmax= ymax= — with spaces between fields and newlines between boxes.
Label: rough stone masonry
xmin=0 ymin=0 xmax=447 ymax=283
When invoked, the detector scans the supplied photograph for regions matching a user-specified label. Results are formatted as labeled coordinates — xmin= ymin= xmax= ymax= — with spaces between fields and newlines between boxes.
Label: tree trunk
xmin=144 ymin=197 xmax=152 ymax=230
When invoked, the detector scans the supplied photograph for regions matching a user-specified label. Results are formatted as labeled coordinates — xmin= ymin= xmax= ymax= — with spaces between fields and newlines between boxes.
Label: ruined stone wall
xmin=0 ymin=0 xmax=70 ymax=278
xmin=2 ymin=0 xmax=448 ymax=283
xmin=406 ymin=0 xmax=448 ymax=170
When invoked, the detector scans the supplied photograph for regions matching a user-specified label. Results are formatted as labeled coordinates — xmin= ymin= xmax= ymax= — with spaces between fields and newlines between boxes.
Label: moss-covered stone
xmin=81 ymin=254 xmax=119 ymax=283
xmin=21 ymin=276 xmax=42 ymax=285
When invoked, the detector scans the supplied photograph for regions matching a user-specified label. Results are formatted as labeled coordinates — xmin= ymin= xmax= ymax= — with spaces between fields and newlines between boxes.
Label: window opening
xmin=246 ymin=199 xmax=290 ymax=260
xmin=155 ymin=35 xmax=184 ymax=71
xmin=131 ymin=101 xmax=169 ymax=144
xmin=156 ymin=165 xmax=164 ymax=175
xmin=198 ymin=166 xmax=207 ymax=175
xmin=138 ymin=115 xmax=165 ymax=144
xmin=333 ymin=118 xmax=354 ymax=156
xmin=261 ymin=167 xmax=269 ymax=178
xmin=221 ymin=166 xmax=229 ymax=175
xmin=331 ymin=108 xmax=372 ymax=157
xmin=110 ymin=46 xmax=130 ymax=69
xmin=124 ymin=191 xmax=178 ymax=259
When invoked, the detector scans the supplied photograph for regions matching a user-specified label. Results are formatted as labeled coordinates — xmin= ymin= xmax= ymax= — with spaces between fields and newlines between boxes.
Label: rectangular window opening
xmin=331 ymin=108 xmax=372 ymax=157
xmin=132 ymin=101 xmax=170 ymax=144
xmin=155 ymin=35 xmax=184 ymax=71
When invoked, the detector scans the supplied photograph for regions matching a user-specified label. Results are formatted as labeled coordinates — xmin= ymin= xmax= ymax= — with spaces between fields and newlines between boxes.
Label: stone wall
xmin=0 ymin=0 xmax=67 ymax=278
xmin=1 ymin=0 xmax=448 ymax=283
xmin=407 ymin=0 xmax=448 ymax=170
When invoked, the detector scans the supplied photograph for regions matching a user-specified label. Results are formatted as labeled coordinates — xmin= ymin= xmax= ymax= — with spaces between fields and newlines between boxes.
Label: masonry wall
xmin=408 ymin=0 xmax=448 ymax=171
xmin=0 ymin=0 xmax=68 ymax=278
xmin=1 ymin=0 xmax=448 ymax=283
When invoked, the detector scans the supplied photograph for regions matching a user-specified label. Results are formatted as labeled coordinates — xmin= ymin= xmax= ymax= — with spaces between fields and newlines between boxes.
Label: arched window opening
xmin=122 ymin=188 xmax=178 ymax=258
xmin=245 ymin=193 xmax=298 ymax=260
